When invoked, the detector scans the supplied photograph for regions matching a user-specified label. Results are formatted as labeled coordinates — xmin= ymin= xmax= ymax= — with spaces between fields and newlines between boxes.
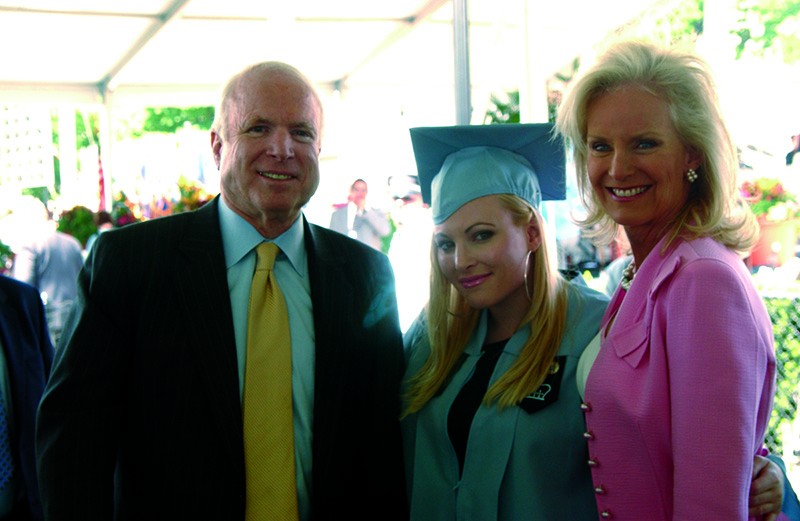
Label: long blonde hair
xmin=403 ymin=194 xmax=568 ymax=415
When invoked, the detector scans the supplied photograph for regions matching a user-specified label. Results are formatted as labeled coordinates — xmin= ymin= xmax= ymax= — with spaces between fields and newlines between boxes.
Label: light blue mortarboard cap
xmin=409 ymin=124 xmax=566 ymax=224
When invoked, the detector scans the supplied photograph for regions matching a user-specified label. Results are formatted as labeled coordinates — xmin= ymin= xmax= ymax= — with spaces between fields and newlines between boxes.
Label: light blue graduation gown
xmin=402 ymin=281 xmax=609 ymax=521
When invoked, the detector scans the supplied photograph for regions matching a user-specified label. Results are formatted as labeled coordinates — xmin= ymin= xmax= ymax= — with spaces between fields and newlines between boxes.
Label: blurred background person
xmin=8 ymin=197 xmax=82 ymax=347
xmin=329 ymin=178 xmax=391 ymax=251
xmin=387 ymin=174 xmax=432 ymax=333
xmin=786 ymin=133 xmax=799 ymax=166
xmin=84 ymin=210 xmax=115 ymax=255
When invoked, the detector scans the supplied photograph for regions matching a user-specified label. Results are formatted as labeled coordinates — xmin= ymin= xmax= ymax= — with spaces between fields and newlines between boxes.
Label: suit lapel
xmin=305 ymin=221 xmax=355 ymax=339
xmin=606 ymin=239 xmax=680 ymax=368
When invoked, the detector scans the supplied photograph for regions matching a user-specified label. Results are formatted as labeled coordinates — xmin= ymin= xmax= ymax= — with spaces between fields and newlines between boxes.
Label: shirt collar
xmin=218 ymin=198 xmax=306 ymax=276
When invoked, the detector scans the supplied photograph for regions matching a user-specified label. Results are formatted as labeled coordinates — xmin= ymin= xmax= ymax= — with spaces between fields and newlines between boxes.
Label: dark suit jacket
xmin=0 ymin=275 xmax=53 ymax=521
xmin=36 ymin=198 xmax=408 ymax=520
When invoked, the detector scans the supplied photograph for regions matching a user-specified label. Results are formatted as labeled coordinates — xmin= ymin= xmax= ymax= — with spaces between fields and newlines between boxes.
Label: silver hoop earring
xmin=523 ymin=250 xmax=533 ymax=302
xmin=686 ymin=168 xmax=698 ymax=183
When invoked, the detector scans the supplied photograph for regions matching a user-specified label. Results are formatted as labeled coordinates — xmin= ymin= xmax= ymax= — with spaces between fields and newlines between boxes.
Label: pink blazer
xmin=584 ymin=235 xmax=776 ymax=520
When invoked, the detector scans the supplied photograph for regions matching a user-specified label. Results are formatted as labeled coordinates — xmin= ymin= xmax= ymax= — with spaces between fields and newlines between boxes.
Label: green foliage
xmin=0 ymin=239 xmax=13 ymax=273
xmin=663 ymin=0 xmax=704 ymax=43
xmin=142 ymin=107 xmax=215 ymax=133
xmin=49 ymin=113 xmax=61 ymax=191
xmin=50 ymin=113 xmax=59 ymax=147
xmin=734 ymin=0 xmax=800 ymax=62
xmin=21 ymin=187 xmax=52 ymax=209
xmin=381 ymin=216 xmax=397 ymax=255
xmin=483 ymin=91 xmax=520 ymax=125
xmin=52 ymin=153 xmax=61 ymax=193
xmin=57 ymin=205 xmax=97 ymax=248
xmin=52 ymin=107 xmax=215 ymax=157
xmin=75 ymin=111 xmax=100 ymax=149
xmin=764 ymin=297 xmax=800 ymax=453
xmin=594 ymin=0 xmax=703 ymax=48
xmin=554 ymin=58 xmax=581 ymax=83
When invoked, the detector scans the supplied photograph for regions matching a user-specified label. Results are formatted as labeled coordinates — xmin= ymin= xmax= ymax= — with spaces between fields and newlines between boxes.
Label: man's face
xmin=349 ymin=180 xmax=368 ymax=209
xmin=212 ymin=69 xmax=322 ymax=234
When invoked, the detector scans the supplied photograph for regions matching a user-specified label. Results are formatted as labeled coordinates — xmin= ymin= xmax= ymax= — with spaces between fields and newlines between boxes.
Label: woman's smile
xmin=458 ymin=273 xmax=491 ymax=289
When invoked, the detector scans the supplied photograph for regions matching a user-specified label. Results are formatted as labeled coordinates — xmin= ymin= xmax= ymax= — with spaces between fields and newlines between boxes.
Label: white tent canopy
xmin=0 ymin=0 xmax=662 ymax=107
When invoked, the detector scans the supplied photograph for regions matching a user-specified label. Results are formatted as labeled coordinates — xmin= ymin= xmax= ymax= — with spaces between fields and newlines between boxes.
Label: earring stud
xmin=686 ymin=168 xmax=698 ymax=183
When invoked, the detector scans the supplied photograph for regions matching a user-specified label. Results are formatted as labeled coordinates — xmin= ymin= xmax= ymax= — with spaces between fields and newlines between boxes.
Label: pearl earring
xmin=686 ymin=168 xmax=698 ymax=183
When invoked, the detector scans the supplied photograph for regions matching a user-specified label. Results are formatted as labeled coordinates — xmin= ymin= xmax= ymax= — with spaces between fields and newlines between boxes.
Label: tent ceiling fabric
xmin=0 ymin=0 xmax=455 ymax=104
xmin=0 ymin=0 xmax=660 ymax=107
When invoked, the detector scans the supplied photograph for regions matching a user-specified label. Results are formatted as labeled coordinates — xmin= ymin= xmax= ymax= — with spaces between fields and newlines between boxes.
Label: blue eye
xmin=436 ymin=240 xmax=454 ymax=253
xmin=589 ymin=141 xmax=610 ymax=152
xmin=473 ymin=230 xmax=493 ymax=241
xmin=292 ymin=128 xmax=316 ymax=142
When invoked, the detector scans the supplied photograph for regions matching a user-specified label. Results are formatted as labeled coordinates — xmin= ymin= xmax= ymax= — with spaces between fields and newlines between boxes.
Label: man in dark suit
xmin=36 ymin=62 xmax=407 ymax=520
xmin=0 ymin=275 xmax=53 ymax=521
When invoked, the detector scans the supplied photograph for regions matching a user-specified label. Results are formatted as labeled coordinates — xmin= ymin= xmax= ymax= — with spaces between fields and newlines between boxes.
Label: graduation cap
xmin=409 ymin=124 xmax=566 ymax=223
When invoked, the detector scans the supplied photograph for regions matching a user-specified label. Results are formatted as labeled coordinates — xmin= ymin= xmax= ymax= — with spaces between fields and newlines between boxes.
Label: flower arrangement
xmin=111 ymin=178 xmax=213 ymax=225
xmin=172 ymin=176 xmax=212 ymax=214
xmin=112 ymin=191 xmax=142 ymax=226
xmin=740 ymin=178 xmax=800 ymax=222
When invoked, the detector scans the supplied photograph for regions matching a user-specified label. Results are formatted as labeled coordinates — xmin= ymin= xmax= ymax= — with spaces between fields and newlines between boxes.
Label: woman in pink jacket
xmin=557 ymin=40 xmax=778 ymax=520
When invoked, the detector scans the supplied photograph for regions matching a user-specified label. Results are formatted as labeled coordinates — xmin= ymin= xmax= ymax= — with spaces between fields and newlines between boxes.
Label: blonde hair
xmin=403 ymin=194 xmax=569 ymax=415
xmin=556 ymin=40 xmax=757 ymax=252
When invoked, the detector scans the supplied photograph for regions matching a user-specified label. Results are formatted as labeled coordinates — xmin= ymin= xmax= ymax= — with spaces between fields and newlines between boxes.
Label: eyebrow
xmin=435 ymin=221 xmax=494 ymax=238
xmin=244 ymin=116 xmax=318 ymax=132
xmin=293 ymin=121 xmax=319 ymax=134
xmin=465 ymin=222 xmax=494 ymax=232
xmin=245 ymin=122 xmax=316 ymax=142
xmin=586 ymin=130 xmax=664 ymax=142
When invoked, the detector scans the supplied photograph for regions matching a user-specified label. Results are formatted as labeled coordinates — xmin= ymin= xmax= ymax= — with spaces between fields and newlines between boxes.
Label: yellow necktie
xmin=244 ymin=242 xmax=298 ymax=520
